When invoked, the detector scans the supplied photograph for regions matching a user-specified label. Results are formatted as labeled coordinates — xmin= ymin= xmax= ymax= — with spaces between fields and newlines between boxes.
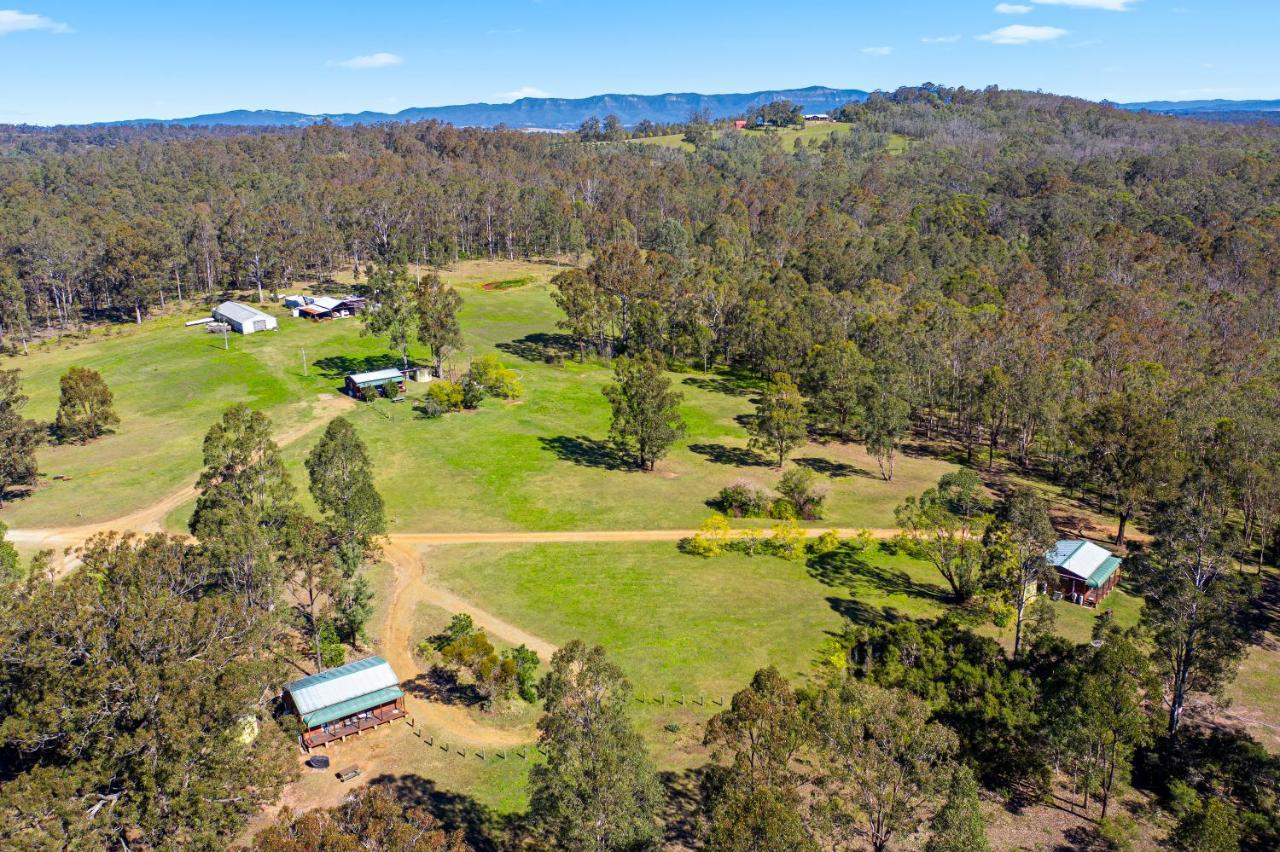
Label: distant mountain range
xmin=1119 ymin=99 xmax=1280 ymax=124
xmin=95 ymin=86 xmax=871 ymax=130
xmin=71 ymin=89 xmax=1280 ymax=130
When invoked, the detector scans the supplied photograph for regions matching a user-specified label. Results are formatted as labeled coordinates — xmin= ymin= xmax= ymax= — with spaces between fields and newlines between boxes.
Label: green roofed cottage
xmin=1045 ymin=539 xmax=1122 ymax=607
xmin=283 ymin=656 xmax=406 ymax=750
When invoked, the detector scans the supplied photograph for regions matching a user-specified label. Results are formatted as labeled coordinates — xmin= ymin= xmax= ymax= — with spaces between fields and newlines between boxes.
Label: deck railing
xmin=302 ymin=706 xmax=406 ymax=749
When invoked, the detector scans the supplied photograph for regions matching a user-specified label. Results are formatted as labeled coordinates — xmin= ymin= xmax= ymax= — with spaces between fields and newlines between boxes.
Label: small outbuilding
xmin=283 ymin=656 xmax=406 ymax=751
xmin=1046 ymin=539 xmax=1122 ymax=607
xmin=213 ymin=301 xmax=278 ymax=335
xmin=345 ymin=367 xmax=406 ymax=399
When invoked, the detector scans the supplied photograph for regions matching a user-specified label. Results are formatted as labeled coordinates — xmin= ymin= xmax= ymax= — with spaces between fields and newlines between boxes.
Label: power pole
xmin=222 ymin=327 xmax=229 ymax=351
xmin=301 ymin=346 xmax=308 ymax=376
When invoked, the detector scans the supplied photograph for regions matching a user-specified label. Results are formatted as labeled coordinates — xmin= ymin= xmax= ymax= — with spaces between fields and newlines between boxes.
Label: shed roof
xmin=284 ymin=656 xmax=400 ymax=718
xmin=214 ymin=301 xmax=272 ymax=324
xmin=1047 ymin=540 xmax=1121 ymax=587
xmin=349 ymin=368 xmax=404 ymax=386
xmin=302 ymin=685 xmax=405 ymax=728
xmin=311 ymin=296 xmax=343 ymax=311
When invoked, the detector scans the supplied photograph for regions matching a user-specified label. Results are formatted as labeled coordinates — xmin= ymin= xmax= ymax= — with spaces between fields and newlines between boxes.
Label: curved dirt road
xmin=7 ymin=394 xmax=356 ymax=566
xmin=379 ymin=540 xmax=545 ymax=747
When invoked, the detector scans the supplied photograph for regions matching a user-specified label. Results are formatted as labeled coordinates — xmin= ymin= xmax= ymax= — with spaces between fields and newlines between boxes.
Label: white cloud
xmin=861 ymin=46 xmax=893 ymax=56
xmin=921 ymin=34 xmax=962 ymax=44
xmin=1033 ymin=0 xmax=1137 ymax=9
xmin=497 ymin=86 xmax=550 ymax=101
xmin=995 ymin=3 xmax=1033 ymax=13
xmin=0 ymin=9 xmax=71 ymax=35
xmin=977 ymin=24 xmax=1070 ymax=44
xmin=331 ymin=52 xmax=403 ymax=69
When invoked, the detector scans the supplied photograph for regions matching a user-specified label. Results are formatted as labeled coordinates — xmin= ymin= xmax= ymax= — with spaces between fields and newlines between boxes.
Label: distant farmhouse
xmin=804 ymin=113 xmax=833 ymax=122
xmin=1046 ymin=539 xmax=1122 ymax=607
xmin=284 ymin=294 xmax=367 ymax=320
xmin=283 ymin=656 xmax=406 ymax=751
xmin=212 ymin=301 xmax=278 ymax=335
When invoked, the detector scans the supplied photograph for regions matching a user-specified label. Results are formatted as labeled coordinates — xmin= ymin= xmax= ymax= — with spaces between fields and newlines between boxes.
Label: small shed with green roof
xmin=1046 ymin=539 xmax=1122 ymax=607
xmin=283 ymin=655 xmax=406 ymax=750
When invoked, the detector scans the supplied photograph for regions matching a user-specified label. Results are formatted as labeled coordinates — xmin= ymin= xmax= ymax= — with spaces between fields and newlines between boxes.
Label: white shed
xmin=213 ymin=301 xmax=278 ymax=335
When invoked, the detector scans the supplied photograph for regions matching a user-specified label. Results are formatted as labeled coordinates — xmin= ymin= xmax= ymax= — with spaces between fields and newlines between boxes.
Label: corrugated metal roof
xmin=349 ymin=368 xmax=403 ymax=385
xmin=311 ymin=296 xmax=343 ymax=311
xmin=214 ymin=301 xmax=272 ymax=324
xmin=285 ymin=656 xmax=399 ymax=716
xmin=1087 ymin=556 xmax=1122 ymax=589
xmin=1047 ymin=539 xmax=1119 ymax=582
xmin=302 ymin=685 xmax=405 ymax=727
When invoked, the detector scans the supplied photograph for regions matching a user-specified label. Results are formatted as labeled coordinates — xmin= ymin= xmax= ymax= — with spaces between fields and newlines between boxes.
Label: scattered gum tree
xmin=747 ymin=372 xmax=808 ymax=468
xmin=529 ymin=640 xmax=662 ymax=851
xmin=0 ymin=369 xmax=44 ymax=506
xmin=810 ymin=680 xmax=958 ymax=852
xmin=602 ymin=351 xmax=686 ymax=471
xmin=703 ymin=667 xmax=815 ymax=851
xmin=362 ymin=263 xmax=418 ymax=372
xmin=415 ymin=271 xmax=463 ymax=378
xmin=305 ymin=416 xmax=386 ymax=576
xmin=1138 ymin=476 xmax=1258 ymax=735
xmin=983 ymin=486 xmax=1057 ymax=658
xmin=54 ymin=365 xmax=119 ymax=443
xmin=925 ymin=765 xmax=989 ymax=852
xmin=895 ymin=470 xmax=993 ymax=603
xmin=190 ymin=404 xmax=297 ymax=612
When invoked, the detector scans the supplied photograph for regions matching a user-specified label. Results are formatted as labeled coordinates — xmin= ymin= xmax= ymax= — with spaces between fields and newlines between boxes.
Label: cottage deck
xmin=302 ymin=705 xmax=407 ymax=749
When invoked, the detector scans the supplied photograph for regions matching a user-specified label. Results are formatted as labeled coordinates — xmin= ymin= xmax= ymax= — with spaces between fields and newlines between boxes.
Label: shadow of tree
xmin=367 ymin=772 xmax=516 ymax=851
xmin=496 ymin=332 xmax=578 ymax=363
xmin=681 ymin=374 xmax=758 ymax=398
xmin=794 ymin=456 xmax=872 ymax=479
xmin=826 ymin=596 xmax=914 ymax=627
xmin=539 ymin=435 xmax=634 ymax=471
xmin=402 ymin=667 xmax=485 ymax=708
xmin=688 ymin=443 xmax=768 ymax=467
xmin=313 ymin=353 xmax=401 ymax=380
xmin=658 ymin=768 xmax=706 ymax=848
xmin=808 ymin=544 xmax=947 ymax=603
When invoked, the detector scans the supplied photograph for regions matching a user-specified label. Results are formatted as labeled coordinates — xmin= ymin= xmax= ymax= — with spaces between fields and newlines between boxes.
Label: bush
xmin=460 ymin=377 xmax=487 ymax=409
xmin=808 ymin=530 xmax=841 ymax=556
xmin=777 ymin=467 xmax=826 ymax=520
xmin=425 ymin=379 xmax=464 ymax=412
xmin=767 ymin=497 xmax=798 ymax=520
xmin=712 ymin=480 xmax=770 ymax=517
xmin=466 ymin=353 xmax=522 ymax=399
xmin=679 ymin=514 xmax=733 ymax=557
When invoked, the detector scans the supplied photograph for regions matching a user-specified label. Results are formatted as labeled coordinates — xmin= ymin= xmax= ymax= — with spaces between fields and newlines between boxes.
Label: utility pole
xmin=222 ymin=327 xmax=229 ymax=351
xmin=301 ymin=346 xmax=308 ymax=376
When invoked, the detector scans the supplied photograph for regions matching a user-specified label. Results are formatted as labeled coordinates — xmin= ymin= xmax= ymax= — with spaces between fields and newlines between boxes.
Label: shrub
xmin=425 ymin=379 xmax=464 ymax=412
xmin=808 ymin=530 xmax=841 ymax=556
xmin=460 ymin=377 xmax=487 ymax=409
xmin=505 ymin=644 xmax=540 ymax=703
xmin=768 ymin=520 xmax=806 ymax=559
xmin=777 ymin=467 xmax=826 ymax=520
xmin=679 ymin=513 xmax=733 ymax=557
xmin=712 ymin=480 xmax=769 ymax=517
xmin=466 ymin=353 xmax=522 ymax=399
xmin=767 ymin=497 xmax=798 ymax=520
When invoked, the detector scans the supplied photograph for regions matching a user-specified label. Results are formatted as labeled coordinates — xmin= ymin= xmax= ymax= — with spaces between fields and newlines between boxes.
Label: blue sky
xmin=0 ymin=1 xmax=1274 ymax=125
